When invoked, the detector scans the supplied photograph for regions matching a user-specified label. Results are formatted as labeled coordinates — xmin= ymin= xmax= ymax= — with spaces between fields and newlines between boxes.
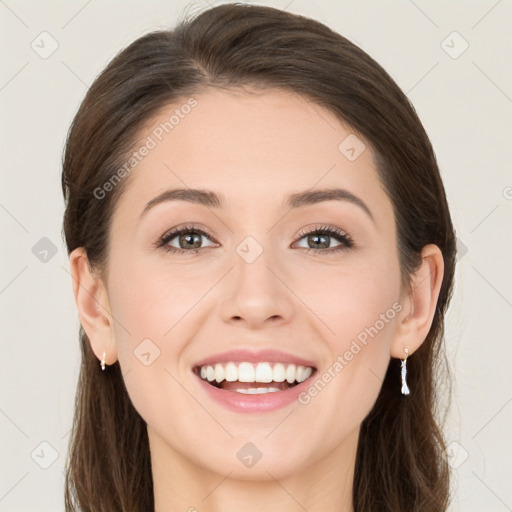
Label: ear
xmin=69 ymin=247 xmax=118 ymax=366
xmin=391 ymin=244 xmax=444 ymax=359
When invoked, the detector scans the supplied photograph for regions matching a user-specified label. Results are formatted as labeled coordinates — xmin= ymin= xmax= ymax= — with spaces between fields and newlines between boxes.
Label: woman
xmin=62 ymin=3 xmax=456 ymax=511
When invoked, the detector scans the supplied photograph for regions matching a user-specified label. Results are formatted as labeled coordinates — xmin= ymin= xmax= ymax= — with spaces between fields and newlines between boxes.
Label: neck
xmin=150 ymin=426 xmax=358 ymax=512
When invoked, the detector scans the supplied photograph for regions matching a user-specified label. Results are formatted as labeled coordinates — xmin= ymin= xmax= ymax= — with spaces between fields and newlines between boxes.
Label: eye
xmin=155 ymin=223 xmax=354 ymax=256
xmin=157 ymin=224 xmax=217 ymax=254
xmin=293 ymin=225 xmax=354 ymax=253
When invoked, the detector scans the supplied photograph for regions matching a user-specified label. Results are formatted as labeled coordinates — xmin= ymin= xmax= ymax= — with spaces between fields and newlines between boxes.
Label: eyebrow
xmin=140 ymin=187 xmax=374 ymax=223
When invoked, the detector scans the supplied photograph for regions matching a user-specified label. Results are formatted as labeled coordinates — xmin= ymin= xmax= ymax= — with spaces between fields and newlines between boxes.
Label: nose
xmin=219 ymin=241 xmax=295 ymax=329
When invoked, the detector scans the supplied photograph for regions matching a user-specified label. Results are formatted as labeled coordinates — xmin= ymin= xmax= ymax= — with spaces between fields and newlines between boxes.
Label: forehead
xmin=113 ymin=87 xmax=391 ymax=223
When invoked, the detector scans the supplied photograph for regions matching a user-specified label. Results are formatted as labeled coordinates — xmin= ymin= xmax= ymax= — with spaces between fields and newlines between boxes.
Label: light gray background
xmin=1 ymin=1 xmax=511 ymax=510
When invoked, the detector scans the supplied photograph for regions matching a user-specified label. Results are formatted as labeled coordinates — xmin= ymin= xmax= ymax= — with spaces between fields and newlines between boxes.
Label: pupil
xmin=309 ymin=234 xmax=329 ymax=249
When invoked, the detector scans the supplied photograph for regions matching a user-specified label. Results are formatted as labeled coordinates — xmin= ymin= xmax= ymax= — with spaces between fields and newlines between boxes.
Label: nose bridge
xmin=219 ymin=232 xmax=294 ymax=327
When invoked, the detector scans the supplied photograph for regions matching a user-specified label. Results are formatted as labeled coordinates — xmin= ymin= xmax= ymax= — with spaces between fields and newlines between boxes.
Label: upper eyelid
xmin=296 ymin=224 xmax=348 ymax=236
xmin=160 ymin=224 xmax=215 ymax=241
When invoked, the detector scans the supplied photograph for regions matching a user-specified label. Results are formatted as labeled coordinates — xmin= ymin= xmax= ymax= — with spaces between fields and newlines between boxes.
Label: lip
xmin=193 ymin=368 xmax=317 ymax=413
xmin=192 ymin=348 xmax=317 ymax=369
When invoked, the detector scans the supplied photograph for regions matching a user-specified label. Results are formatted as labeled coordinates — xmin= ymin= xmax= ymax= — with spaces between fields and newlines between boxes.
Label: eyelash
xmin=156 ymin=224 xmax=355 ymax=255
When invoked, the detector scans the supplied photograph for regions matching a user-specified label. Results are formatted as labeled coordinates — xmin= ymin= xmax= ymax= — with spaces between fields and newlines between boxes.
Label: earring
xmin=400 ymin=348 xmax=410 ymax=396
xmin=100 ymin=351 xmax=106 ymax=371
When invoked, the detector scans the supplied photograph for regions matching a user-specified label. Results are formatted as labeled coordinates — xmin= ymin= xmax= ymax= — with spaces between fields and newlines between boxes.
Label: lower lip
xmin=194 ymin=372 xmax=316 ymax=413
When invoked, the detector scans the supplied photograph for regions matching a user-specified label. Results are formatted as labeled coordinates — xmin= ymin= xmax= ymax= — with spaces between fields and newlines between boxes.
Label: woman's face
xmin=103 ymin=88 xmax=405 ymax=479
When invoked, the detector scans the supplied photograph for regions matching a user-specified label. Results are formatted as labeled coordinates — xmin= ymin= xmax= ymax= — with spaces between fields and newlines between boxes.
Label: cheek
xmin=107 ymin=256 xmax=213 ymax=406
xmin=108 ymin=256 xmax=203 ymax=341
xmin=292 ymin=250 xmax=401 ymax=343
xmin=105 ymin=261 xmax=191 ymax=409
xmin=292 ymin=253 xmax=401 ymax=413
xmin=106 ymin=266 xmax=198 ymax=434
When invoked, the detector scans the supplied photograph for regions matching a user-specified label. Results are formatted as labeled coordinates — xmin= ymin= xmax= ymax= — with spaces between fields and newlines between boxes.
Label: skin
xmin=70 ymin=88 xmax=444 ymax=512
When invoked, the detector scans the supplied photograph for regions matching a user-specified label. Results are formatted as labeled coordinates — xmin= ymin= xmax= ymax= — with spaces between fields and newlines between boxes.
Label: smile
xmin=191 ymin=348 xmax=318 ymax=412
xmin=194 ymin=361 xmax=314 ymax=394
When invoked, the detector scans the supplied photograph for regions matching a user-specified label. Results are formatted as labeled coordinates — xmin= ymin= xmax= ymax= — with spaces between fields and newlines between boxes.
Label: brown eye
xmin=177 ymin=232 xmax=203 ymax=249
xmin=304 ymin=233 xmax=333 ymax=249
xmin=159 ymin=225 xmax=217 ymax=254
xmin=294 ymin=226 xmax=354 ymax=253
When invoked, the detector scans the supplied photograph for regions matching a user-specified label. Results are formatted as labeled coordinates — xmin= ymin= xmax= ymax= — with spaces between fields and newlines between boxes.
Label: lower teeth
xmin=234 ymin=387 xmax=281 ymax=394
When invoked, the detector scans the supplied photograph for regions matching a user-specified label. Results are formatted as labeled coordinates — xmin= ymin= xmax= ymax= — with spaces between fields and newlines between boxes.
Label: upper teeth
xmin=199 ymin=362 xmax=313 ymax=384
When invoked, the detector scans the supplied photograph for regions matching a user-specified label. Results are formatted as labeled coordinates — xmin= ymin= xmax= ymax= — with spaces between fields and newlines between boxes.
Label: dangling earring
xmin=401 ymin=348 xmax=410 ymax=396
xmin=100 ymin=350 xmax=106 ymax=371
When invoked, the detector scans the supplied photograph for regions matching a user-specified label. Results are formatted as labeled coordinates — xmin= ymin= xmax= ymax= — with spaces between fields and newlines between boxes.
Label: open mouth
xmin=193 ymin=361 xmax=317 ymax=394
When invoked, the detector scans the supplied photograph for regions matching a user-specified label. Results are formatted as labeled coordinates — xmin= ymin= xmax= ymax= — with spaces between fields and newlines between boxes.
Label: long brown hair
xmin=62 ymin=4 xmax=456 ymax=511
